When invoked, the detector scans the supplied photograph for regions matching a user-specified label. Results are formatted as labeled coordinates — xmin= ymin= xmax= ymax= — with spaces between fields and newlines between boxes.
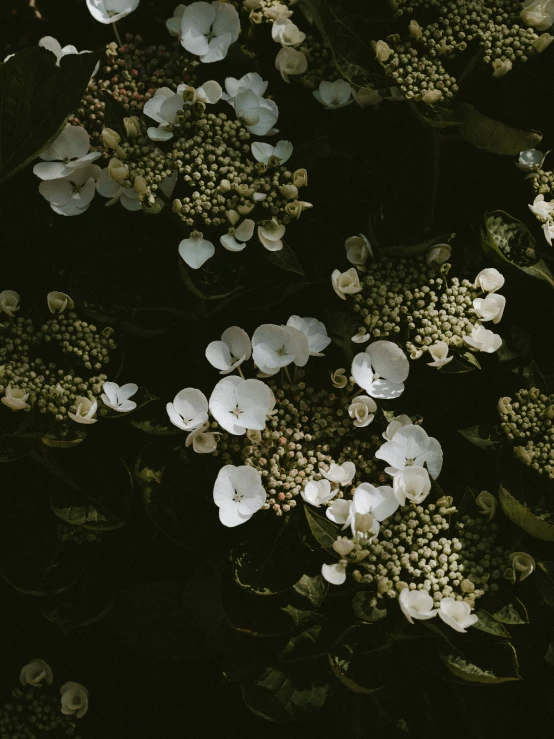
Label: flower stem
xmin=113 ymin=22 xmax=123 ymax=47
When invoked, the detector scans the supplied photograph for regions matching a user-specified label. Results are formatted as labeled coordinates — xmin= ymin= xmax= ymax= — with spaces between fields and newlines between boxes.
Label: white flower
xmin=544 ymin=221 xmax=554 ymax=245
xmin=326 ymin=498 xmax=352 ymax=525
xmin=166 ymin=388 xmax=209 ymax=431
xmin=509 ymin=551 xmax=535 ymax=582
xmin=492 ymin=58 xmax=512 ymax=78
xmin=33 ymin=125 xmax=101 ymax=181
xmin=185 ymin=423 xmax=218 ymax=453
xmin=20 ymin=659 xmax=53 ymax=687
xmin=399 ymin=588 xmax=438 ymax=624
xmin=426 ymin=243 xmax=452 ymax=265
xmin=213 ymin=464 xmax=266 ymax=526
xmin=345 ymin=234 xmax=372 ymax=266
xmin=321 ymin=562 xmax=347 ymax=585
xmin=427 ymin=341 xmax=453 ymax=368
xmin=333 ymin=538 xmax=355 ymax=557
xmin=265 ymin=1 xmax=292 ymax=19
xmin=529 ymin=193 xmax=554 ymax=219
xmin=474 ymin=268 xmax=505 ymax=293
xmin=351 ymin=331 xmax=370 ymax=344
xmin=179 ymin=1 xmax=240 ymax=62
xmin=275 ymin=46 xmax=308 ymax=82
xmin=251 ymin=140 xmax=293 ymax=165
xmin=301 ymin=479 xmax=337 ymax=506
xmin=286 ymin=316 xmax=331 ymax=356
xmin=473 ymin=293 xmax=506 ymax=324
xmin=376 ymin=424 xmax=443 ymax=479
xmin=521 ymin=0 xmax=554 ymax=31
xmin=38 ymin=36 xmax=99 ymax=74
xmin=0 ymin=290 xmax=20 ymax=317
xmin=392 ymin=466 xmax=431 ymax=505
xmin=516 ymin=149 xmax=547 ymax=171
xmin=1 ymin=385 xmax=30 ymax=411
xmin=252 ymin=323 xmax=309 ymax=374
xmin=464 ymin=325 xmax=502 ymax=353
xmin=101 ymin=382 xmax=138 ymax=412
xmin=47 ymin=291 xmax=74 ymax=314
xmin=313 ymin=80 xmax=353 ymax=109
xmin=258 ymin=219 xmax=285 ymax=251
xmin=222 ymin=72 xmax=268 ymax=101
xmin=209 ymin=376 xmax=274 ymax=434
xmin=167 ymin=4 xmax=187 ymax=38
xmin=143 ymin=87 xmax=185 ymax=142
xmin=331 ymin=368 xmax=348 ymax=388
xmin=320 ymin=461 xmax=356 ymax=487
xmin=271 ymin=17 xmax=306 ymax=46
xmin=60 ymin=682 xmax=89 ymax=719
xmin=38 ymin=164 xmax=101 ymax=216
xmin=348 ymin=483 xmax=399 ymax=532
xmin=372 ymin=39 xmax=392 ymax=62
xmin=86 ymin=0 xmax=139 ymax=23
xmin=96 ymin=168 xmax=142 ymax=210
xmin=351 ymin=340 xmax=410 ymax=400
xmin=206 ymin=326 xmax=252 ymax=374
xmin=382 ymin=414 xmax=412 ymax=441
xmin=68 ymin=397 xmax=98 ymax=424
xmin=234 ymin=90 xmax=279 ymax=135
xmin=438 ymin=598 xmax=478 ymax=633
xmin=533 ymin=31 xmax=554 ymax=51
xmin=194 ymin=80 xmax=223 ymax=103
xmin=220 ymin=219 xmax=255 ymax=252
xmin=331 ymin=267 xmax=362 ymax=299
xmin=178 ymin=235 xmax=215 ymax=269
xmin=348 ymin=396 xmax=377 ymax=428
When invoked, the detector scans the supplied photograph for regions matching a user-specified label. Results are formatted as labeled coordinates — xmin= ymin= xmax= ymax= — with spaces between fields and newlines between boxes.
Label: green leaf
xmin=437 ymin=352 xmax=481 ymax=374
xmin=265 ymin=242 xmax=305 ymax=276
xmin=492 ymin=600 xmax=529 ymax=626
xmin=351 ymin=591 xmax=387 ymax=623
xmin=473 ymin=610 xmax=511 ymax=638
xmin=460 ymin=105 xmax=542 ymax=155
xmin=304 ymin=506 xmax=338 ymax=553
xmin=499 ymin=483 xmax=554 ymax=541
xmin=242 ymin=667 xmax=330 ymax=722
xmin=458 ymin=425 xmax=503 ymax=450
xmin=328 ymin=623 xmax=389 ymax=694
xmin=536 ymin=561 xmax=554 ymax=609
xmin=482 ymin=211 xmax=554 ymax=289
xmin=280 ymin=623 xmax=324 ymax=662
xmin=42 ymin=423 xmax=86 ymax=449
xmin=440 ymin=640 xmax=521 ymax=684
xmin=0 ymin=47 xmax=102 ymax=183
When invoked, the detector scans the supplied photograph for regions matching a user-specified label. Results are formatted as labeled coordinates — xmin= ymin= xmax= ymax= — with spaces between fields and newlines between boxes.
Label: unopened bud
xmin=123 ymin=116 xmax=141 ymax=137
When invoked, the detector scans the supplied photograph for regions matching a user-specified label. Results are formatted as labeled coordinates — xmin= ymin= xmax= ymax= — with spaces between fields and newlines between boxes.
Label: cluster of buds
xmin=499 ymin=388 xmax=554 ymax=478
xmin=218 ymin=374 xmax=381 ymax=516
xmin=373 ymin=0 xmax=553 ymax=103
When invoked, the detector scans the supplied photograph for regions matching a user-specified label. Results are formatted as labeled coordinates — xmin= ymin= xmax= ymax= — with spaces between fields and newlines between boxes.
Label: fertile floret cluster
xmin=218 ymin=374 xmax=381 ymax=516
xmin=0 ymin=687 xmax=82 ymax=738
xmin=342 ymin=504 xmax=508 ymax=608
xmin=499 ymin=388 xmax=554 ymax=478
xmin=0 ymin=297 xmax=115 ymax=421
xmin=375 ymin=0 xmax=553 ymax=103
xmin=71 ymin=35 xmax=199 ymax=146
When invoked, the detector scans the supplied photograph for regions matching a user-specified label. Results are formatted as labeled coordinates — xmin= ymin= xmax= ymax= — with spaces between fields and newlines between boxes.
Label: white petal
xmin=322 ymin=563 xmax=347 ymax=585
xmin=178 ymin=237 xmax=215 ymax=269
xmin=366 ymin=340 xmax=409 ymax=384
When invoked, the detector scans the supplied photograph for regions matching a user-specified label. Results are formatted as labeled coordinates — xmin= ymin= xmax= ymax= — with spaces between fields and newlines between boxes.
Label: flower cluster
xmin=520 ymin=148 xmax=554 ymax=245
xmin=333 ymin=244 xmax=505 ymax=363
xmin=499 ymin=388 xmax=554 ymax=478
xmin=0 ymin=291 xmax=117 ymax=421
xmin=166 ymin=316 xmax=415 ymax=525
xmin=373 ymin=0 xmax=553 ymax=104
xmin=0 ymin=658 xmax=88 ymax=738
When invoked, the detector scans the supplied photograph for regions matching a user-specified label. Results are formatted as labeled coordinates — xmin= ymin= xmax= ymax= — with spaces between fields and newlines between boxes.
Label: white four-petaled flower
xmin=252 ymin=323 xmax=309 ymax=375
xmin=213 ymin=464 xmax=266 ymax=526
xmin=205 ymin=326 xmax=252 ymax=374
xmin=251 ymin=140 xmax=293 ymax=165
xmin=399 ymin=588 xmax=438 ymax=624
xmin=233 ymin=90 xmax=279 ymax=135
xmin=60 ymin=682 xmax=89 ymax=719
xmin=167 ymin=388 xmax=209 ymax=431
xmin=179 ymin=1 xmax=240 ymax=62
xmin=34 ymin=125 xmax=101 ymax=181
xmin=313 ymin=80 xmax=353 ymax=109
xmin=101 ymin=382 xmax=138 ymax=412
xmin=438 ymin=598 xmax=478 ymax=632
xmin=20 ymin=659 xmax=53 ymax=687
xmin=351 ymin=340 xmax=410 ymax=399
xmin=209 ymin=375 xmax=274 ymax=434
xmin=464 ymin=324 xmax=502 ymax=353
xmin=375 ymin=424 xmax=443 ymax=479
xmin=68 ymin=397 xmax=98 ymax=424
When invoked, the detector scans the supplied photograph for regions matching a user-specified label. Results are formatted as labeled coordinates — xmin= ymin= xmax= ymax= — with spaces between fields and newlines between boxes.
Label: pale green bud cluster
xmin=352 ymin=254 xmax=480 ymax=358
xmin=527 ymin=164 xmax=554 ymax=198
xmin=71 ymin=34 xmax=199 ymax=146
xmin=218 ymin=373 xmax=380 ymax=516
xmin=499 ymin=387 xmax=554 ymax=478
xmin=381 ymin=0 xmax=550 ymax=103
xmin=0 ymin=311 xmax=115 ymax=420
xmin=0 ymin=686 xmax=83 ymax=738
xmin=485 ymin=214 xmax=536 ymax=265
xmin=346 ymin=503 xmax=508 ymax=607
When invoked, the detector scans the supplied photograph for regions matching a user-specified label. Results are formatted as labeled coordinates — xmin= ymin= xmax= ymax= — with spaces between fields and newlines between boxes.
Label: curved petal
xmin=178 ymin=237 xmax=215 ymax=269
xmin=206 ymin=340 xmax=233 ymax=371
xmin=369 ymin=379 xmax=404 ymax=399
xmin=213 ymin=1 xmax=240 ymax=42
xmin=220 ymin=233 xmax=247 ymax=252
xmin=202 ymin=32 xmax=232 ymax=63
xmin=322 ymin=563 xmax=347 ymax=585
xmin=222 ymin=326 xmax=251 ymax=361
xmin=351 ymin=352 xmax=374 ymax=393
xmin=367 ymin=340 xmax=409 ymax=383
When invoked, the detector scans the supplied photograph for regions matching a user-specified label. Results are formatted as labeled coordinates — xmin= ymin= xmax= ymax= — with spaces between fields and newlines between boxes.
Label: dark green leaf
xmin=458 ymin=425 xmax=503 ymax=450
xmin=460 ymin=105 xmax=542 ymax=155
xmin=281 ymin=623 xmax=324 ymax=663
xmin=0 ymin=47 xmax=102 ymax=183
xmin=265 ymin=242 xmax=305 ymax=276
xmin=492 ymin=600 xmax=529 ymax=626
xmin=42 ymin=422 xmax=86 ymax=449
xmin=440 ymin=640 xmax=521 ymax=684
xmin=351 ymin=591 xmax=387 ymax=623
xmin=304 ymin=506 xmax=338 ymax=553
xmin=328 ymin=623 xmax=389 ymax=694
xmin=499 ymin=483 xmax=554 ymax=541
xmin=473 ymin=610 xmax=511 ymax=637
xmin=242 ymin=667 xmax=329 ymax=722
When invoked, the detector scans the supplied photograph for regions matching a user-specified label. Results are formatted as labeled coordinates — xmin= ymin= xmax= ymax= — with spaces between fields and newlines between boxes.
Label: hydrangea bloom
xmin=209 ymin=376 xmax=274 ymax=434
xmin=351 ymin=341 xmax=410 ymax=399
xmin=205 ymin=327 xmax=252 ymax=374
xmin=86 ymin=0 xmax=140 ymax=24
xmin=180 ymin=1 xmax=240 ymax=63
xmin=213 ymin=464 xmax=266 ymax=526
xmin=33 ymin=125 xmax=101 ymax=181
